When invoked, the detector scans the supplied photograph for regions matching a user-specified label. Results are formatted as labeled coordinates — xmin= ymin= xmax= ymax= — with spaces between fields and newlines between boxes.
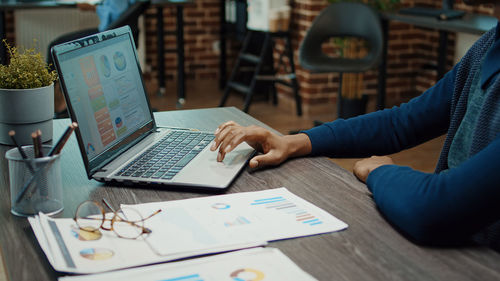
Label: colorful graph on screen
xmin=79 ymin=55 xmax=116 ymax=147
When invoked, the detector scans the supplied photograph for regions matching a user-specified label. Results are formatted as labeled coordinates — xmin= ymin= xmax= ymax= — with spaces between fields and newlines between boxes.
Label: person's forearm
xmin=302 ymin=65 xmax=457 ymax=158
xmin=284 ymin=133 xmax=312 ymax=158
xmin=366 ymin=137 xmax=500 ymax=245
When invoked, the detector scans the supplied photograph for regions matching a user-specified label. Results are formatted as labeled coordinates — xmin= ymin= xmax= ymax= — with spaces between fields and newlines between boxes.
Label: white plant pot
xmin=0 ymin=83 xmax=54 ymax=145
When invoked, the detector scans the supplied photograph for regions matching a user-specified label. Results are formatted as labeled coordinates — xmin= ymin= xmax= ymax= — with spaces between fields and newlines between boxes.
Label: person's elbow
xmin=387 ymin=202 xmax=469 ymax=246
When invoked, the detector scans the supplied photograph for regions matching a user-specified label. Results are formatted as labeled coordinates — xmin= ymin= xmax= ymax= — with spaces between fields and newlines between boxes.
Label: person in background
xmin=48 ymin=0 xmax=135 ymax=117
xmin=211 ymin=0 xmax=500 ymax=251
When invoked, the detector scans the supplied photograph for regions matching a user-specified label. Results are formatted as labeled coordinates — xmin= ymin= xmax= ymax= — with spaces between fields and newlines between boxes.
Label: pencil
xmin=32 ymin=131 xmax=41 ymax=158
xmin=48 ymin=122 xmax=78 ymax=156
xmin=9 ymin=130 xmax=35 ymax=173
xmin=36 ymin=130 xmax=43 ymax=157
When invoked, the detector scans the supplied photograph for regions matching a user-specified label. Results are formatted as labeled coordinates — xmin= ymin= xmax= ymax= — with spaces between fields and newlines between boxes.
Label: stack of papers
xmin=59 ymin=247 xmax=318 ymax=281
xmin=29 ymin=187 xmax=348 ymax=274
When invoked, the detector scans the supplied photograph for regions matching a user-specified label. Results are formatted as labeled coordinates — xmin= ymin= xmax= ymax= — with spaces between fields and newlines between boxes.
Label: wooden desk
xmin=1 ymin=107 xmax=500 ymax=280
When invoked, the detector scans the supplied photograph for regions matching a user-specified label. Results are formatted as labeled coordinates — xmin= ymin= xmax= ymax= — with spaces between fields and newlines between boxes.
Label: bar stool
xmin=219 ymin=30 xmax=302 ymax=116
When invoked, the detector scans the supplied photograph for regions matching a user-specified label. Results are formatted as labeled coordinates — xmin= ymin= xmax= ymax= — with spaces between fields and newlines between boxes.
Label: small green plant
xmin=0 ymin=39 xmax=57 ymax=89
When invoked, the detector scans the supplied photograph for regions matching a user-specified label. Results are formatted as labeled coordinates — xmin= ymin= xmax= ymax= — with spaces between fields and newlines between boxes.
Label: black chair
xmin=298 ymin=2 xmax=383 ymax=119
xmin=106 ymin=0 xmax=150 ymax=48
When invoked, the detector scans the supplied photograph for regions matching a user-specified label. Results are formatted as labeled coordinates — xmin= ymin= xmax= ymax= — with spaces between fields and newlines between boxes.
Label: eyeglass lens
xmin=75 ymin=201 xmax=104 ymax=232
xmin=76 ymin=201 xmax=147 ymax=239
xmin=113 ymin=207 xmax=145 ymax=239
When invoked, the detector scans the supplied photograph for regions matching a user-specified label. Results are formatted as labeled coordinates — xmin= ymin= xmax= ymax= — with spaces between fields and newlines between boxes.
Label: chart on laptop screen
xmin=58 ymin=34 xmax=151 ymax=159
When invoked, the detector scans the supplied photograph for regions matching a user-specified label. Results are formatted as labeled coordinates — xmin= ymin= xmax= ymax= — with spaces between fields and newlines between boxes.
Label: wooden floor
xmin=144 ymin=78 xmax=445 ymax=173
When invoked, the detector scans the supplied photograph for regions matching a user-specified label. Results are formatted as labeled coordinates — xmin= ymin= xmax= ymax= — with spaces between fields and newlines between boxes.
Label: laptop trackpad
xmin=174 ymin=143 xmax=254 ymax=188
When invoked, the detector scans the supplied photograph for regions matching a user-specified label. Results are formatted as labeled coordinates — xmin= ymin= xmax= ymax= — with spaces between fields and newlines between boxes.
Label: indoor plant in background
xmin=0 ymin=39 xmax=58 ymax=145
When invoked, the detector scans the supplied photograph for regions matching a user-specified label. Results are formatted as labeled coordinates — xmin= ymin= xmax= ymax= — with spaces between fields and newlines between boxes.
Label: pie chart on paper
xmin=230 ymin=268 xmax=265 ymax=281
xmin=79 ymin=248 xmax=114 ymax=260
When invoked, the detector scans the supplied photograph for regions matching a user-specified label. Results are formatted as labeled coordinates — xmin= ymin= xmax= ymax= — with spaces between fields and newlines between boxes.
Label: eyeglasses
xmin=74 ymin=199 xmax=161 ymax=239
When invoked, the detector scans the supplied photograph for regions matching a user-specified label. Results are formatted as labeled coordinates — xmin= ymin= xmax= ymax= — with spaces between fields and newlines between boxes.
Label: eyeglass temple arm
xmin=127 ymin=209 xmax=161 ymax=233
xmin=143 ymin=209 xmax=162 ymax=220
xmin=103 ymin=198 xmax=162 ymax=221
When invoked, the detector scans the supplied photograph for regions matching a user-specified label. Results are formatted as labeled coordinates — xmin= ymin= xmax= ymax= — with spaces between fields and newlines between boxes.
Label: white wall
xmin=454 ymin=32 xmax=481 ymax=64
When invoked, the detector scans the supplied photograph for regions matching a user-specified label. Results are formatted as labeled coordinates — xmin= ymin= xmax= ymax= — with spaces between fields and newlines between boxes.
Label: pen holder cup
xmin=6 ymin=145 xmax=63 ymax=217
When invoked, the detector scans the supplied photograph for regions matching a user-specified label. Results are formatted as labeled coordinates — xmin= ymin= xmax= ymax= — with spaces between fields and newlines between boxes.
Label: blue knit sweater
xmin=303 ymin=24 xmax=500 ymax=248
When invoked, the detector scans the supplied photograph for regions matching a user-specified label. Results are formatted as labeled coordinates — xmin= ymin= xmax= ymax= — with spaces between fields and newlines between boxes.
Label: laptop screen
xmin=55 ymin=29 xmax=152 ymax=162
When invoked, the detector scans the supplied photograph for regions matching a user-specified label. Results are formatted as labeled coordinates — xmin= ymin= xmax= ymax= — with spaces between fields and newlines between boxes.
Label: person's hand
xmin=353 ymin=156 xmax=395 ymax=183
xmin=211 ymin=121 xmax=288 ymax=168
xmin=211 ymin=121 xmax=312 ymax=168
xmin=77 ymin=3 xmax=96 ymax=12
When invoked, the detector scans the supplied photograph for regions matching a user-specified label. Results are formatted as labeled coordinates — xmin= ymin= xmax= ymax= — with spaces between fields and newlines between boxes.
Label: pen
xmin=9 ymin=130 xmax=35 ymax=174
xmin=48 ymin=122 xmax=78 ymax=156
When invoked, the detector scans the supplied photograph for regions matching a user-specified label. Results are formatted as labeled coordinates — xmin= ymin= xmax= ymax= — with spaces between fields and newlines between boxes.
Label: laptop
xmin=51 ymin=26 xmax=254 ymax=190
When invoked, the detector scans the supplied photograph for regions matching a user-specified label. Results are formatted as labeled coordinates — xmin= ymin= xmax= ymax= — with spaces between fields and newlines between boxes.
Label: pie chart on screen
xmin=99 ymin=55 xmax=111 ymax=77
xmin=113 ymin=51 xmax=127 ymax=71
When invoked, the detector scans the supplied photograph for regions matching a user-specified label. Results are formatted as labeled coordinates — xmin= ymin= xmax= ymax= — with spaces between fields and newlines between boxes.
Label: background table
xmin=150 ymin=0 xmax=194 ymax=108
xmin=377 ymin=11 xmax=497 ymax=109
xmin=1 ymin=107 xmax=500 ymax=280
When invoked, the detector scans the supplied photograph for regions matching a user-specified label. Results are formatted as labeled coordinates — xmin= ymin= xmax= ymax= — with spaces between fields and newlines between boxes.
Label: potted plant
xmin=0 ymin=40 xmax=58 ymax=145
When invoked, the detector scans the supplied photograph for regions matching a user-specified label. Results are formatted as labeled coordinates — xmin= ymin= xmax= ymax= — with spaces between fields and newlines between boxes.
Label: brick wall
xmin=280 ymin=0 xmax=494 ymax=114
xmin=3 ymin=1 xmax=494 ymax=114
xmin=140 ymin=0 xmax=493 ymax=114
xmin=144 ymin=0 xmax=233 ymax=82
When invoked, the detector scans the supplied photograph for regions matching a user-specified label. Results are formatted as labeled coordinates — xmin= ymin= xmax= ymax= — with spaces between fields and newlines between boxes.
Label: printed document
xmin=29 ymin=187 xmax=347 ymax=274
xmin=58 ymin=247 xmax=318 ymax=281
xmin=125 ymin=187 xmax=348 ymax=256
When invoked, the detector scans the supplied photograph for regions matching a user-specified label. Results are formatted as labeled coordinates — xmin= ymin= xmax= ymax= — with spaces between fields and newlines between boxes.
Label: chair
xmin=298 ymin=2 xmax=383 ymax=119
xmin=106 ymin=0 xmax=150 ymax=48
xmin=219 ymin=30 xmax=302 ymax=116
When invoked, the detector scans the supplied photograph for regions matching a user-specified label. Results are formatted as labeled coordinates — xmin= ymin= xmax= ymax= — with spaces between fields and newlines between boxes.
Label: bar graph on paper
xmin=250 ymin=196 xmax=323 ymax=226
xmin=224 ymin=216 xmax=251 ymax=227
xmin=159 ymin=273 xmax=204 ymax=281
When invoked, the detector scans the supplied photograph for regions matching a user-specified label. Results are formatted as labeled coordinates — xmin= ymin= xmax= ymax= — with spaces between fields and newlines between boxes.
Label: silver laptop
xmin=51 ymin=26 xmax=254 ymax=190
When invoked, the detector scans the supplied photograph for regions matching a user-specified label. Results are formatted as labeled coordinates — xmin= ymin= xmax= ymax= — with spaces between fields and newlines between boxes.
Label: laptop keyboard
xmin=116 ymin=131 xmax=215 ymax=180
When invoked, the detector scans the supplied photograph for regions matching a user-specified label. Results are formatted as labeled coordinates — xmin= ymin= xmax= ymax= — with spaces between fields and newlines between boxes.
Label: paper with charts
xmin=28 ymin=187 xmax=347 ymax=274
xmin=58 ymin=247 xmax=318 ymax=281
xmin=125 ymin=187 xmax=348 ymax=256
